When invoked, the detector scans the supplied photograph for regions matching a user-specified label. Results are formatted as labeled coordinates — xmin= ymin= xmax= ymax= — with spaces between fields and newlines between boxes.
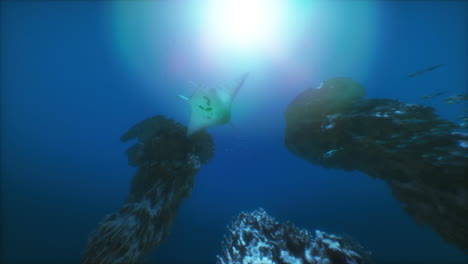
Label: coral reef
xmin=284 ymin=78 xmax=468 ymax=250
xmin=81 ymin=115 xmax=214 ymax=264
xmin=217 ymin=209 xmax=371 ymax=264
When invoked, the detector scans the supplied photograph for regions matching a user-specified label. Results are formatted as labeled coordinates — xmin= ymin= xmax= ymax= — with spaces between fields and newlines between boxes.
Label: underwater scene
xmin=1 ymin=1 xmax=467 ymax=264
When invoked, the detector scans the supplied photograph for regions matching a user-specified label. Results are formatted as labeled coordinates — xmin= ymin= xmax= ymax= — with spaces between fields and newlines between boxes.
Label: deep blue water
xmin=1 ymin=1 xmax=467 ymax=264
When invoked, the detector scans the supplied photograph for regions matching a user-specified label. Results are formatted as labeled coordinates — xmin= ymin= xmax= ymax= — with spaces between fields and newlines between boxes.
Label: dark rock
xmin=284 ymin=77 xmax=468 ymax=250
xmin=81 ymin=116 xmax=214 ymax=264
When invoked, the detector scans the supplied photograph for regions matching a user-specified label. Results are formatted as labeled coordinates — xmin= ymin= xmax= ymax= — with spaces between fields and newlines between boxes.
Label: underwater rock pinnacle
xmin=284 ymin=77 xmax=468 ymax=250
xmin=81 ymin=115 xmax=214 ymax=264
xmin=217 ymin=208 xmax=372 ymax=264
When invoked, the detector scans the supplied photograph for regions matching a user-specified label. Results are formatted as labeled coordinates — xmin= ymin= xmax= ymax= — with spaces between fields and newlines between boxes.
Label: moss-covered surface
xmin=284 ymin=78 xmax=468 ymax=250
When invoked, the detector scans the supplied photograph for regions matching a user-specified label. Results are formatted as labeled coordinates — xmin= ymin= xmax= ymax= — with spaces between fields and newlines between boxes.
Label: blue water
xmin=1 ymin=1 xmax=467 ymax=263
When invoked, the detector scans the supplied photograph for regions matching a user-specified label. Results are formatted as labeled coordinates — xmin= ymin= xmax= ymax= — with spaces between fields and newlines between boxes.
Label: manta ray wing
xmin=183 ymin=73 xmax=249 ymax=136
xmin=216 ymin=72 xmax=249 ymax=104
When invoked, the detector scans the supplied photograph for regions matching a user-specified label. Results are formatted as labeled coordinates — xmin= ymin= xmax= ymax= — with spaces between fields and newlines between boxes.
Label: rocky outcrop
xmin=81 ymin=115 xmax=214 ymax=264
xmin=217 ymin=209 xmax=372 ymax=264
xmin=284 ymin=78 xmax=468 ymax=250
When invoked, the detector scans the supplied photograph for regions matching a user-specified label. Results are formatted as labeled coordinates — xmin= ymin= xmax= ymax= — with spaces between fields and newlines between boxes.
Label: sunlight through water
xmin=110 ymin=1 xmax=377 ymax=123
xmin=198 ymin=0 xmax=289 ymax=57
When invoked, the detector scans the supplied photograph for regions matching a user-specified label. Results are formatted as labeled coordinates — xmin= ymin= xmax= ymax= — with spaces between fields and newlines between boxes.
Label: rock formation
xmin=81 ymin=115 xmax=214 ymax=264
xmin=217 ymin=208 xmax=372 ymax=264
xmin=284 ymin=77 xmax=468 ymax=250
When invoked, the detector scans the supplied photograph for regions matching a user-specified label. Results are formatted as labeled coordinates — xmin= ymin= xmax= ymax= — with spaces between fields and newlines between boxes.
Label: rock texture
xmin=284 ymin=77 xmax=468 ymax=250
xmin=81 ymin=115 xmax=214 ymax=264
xmin=217 ymin=209 xmax=372 ymax=264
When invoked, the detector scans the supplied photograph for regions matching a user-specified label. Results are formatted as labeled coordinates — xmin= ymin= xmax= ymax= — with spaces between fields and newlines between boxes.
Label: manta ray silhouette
xmin=179 ymin=73 xmax=249 ymax=136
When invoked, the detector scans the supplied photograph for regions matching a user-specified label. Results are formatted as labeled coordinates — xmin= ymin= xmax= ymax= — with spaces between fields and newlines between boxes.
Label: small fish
xmin=421 ymin=91 xmax=444 ymax=100
xmin=443 ymin=94 xmax=468 ymax=104
xmin=407 ymin=64 xmax=445 ymax=78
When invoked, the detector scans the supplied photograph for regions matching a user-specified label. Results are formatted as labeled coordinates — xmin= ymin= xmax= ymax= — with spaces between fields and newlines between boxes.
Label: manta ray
xmin=179 ymin=73 xmax=249 ymax=136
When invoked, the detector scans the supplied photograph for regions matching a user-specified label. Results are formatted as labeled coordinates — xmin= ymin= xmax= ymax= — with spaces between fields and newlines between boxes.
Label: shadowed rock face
xmin=284 ymin=78 xmax=468 ymax=250
xmin=217 ymin=209 xmax=372 ymax=264
xmin=81 ymin=115 xmax=214 ymax=264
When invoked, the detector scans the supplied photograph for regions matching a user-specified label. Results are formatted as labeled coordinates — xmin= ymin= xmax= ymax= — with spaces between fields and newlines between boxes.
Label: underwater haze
xmin=1 ymin=1 xmax=467 ymax=264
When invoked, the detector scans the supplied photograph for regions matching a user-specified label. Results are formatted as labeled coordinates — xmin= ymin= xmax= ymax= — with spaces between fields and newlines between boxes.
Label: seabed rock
xmin=217 ymin=208 xmax=372 ymax=264
xmin=284 ymin=77 xmax=468 ymax=250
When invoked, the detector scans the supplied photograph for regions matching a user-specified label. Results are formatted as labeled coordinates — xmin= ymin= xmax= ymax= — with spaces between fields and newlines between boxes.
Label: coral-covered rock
xmin=217 ymin=209 xmax=371 ymax=264
xmin=284 ymin=78 xmax=468 ymax=250
xmin=81 ymin=116 xmax=214 ymax=264
xmin=121 ymin=115 xmax=214 ymax=166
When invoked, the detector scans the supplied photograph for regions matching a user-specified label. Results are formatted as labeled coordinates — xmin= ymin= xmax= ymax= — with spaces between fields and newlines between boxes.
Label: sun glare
xmin=202 ymin=0 xmax=288 ymax=55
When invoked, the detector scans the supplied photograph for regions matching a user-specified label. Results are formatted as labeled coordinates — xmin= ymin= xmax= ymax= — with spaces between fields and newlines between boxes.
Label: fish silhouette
xmin=407 ymin=64 xmax=445 ymax=78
